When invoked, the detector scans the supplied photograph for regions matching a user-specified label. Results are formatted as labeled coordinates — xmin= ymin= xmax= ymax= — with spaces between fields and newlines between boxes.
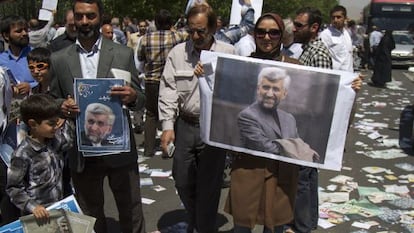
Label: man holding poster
xmin=158 ymin=3 xmax=234 ymax=233
xmin=289 ymin=7 xmax=363 ymax=233
xmin=49 ymin=0 xmax=146 ymax=232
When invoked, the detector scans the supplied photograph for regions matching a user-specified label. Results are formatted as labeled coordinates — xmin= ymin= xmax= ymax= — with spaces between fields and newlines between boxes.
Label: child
xmin=27 ymin=48 xmax=74 ymax=198
xmin=27 ymin=47 xmax=51 ymax=94
xmin=6 ymin=94 xmax=74 ymax=221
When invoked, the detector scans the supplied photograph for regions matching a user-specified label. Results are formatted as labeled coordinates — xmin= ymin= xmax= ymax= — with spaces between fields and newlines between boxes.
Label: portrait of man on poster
xmin=81 ymin=102 xmax=115 ymax=147
xmin=238 ymin=66 xmax=318 ymax=162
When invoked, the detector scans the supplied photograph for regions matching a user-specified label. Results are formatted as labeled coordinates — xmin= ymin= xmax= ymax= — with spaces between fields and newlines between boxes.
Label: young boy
xmin=27 ymin=47 xmax=51 ymax=94
xmin=6 ymin=94 xmax=74 ymax=221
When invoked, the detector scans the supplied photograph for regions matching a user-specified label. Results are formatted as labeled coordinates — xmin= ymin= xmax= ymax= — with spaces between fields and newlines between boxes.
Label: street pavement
xmin=103 ymin=68 xmax=414 ymax=233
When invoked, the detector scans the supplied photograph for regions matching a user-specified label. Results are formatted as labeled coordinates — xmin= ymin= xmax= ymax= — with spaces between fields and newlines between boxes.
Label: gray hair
xmin=85 ymin=103 xmax=115 ymax=125
xmin=257 ymin=67 xmax=291 ymax=90
xmin=283 ymin=18 xmax=294 ymax=38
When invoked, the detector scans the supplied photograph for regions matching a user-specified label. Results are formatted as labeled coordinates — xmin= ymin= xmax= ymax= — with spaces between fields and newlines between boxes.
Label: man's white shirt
xmin=319 ymin=26 xmax=353 ymax=72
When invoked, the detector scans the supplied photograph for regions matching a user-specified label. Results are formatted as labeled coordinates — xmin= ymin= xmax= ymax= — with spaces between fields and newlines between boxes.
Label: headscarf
xmin=251 ymin=13 xmax=285 ymax=60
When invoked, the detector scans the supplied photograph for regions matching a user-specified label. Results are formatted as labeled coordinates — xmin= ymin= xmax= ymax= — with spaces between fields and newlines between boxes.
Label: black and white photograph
xmin=200 ymin=52 xmax=356 ymax=170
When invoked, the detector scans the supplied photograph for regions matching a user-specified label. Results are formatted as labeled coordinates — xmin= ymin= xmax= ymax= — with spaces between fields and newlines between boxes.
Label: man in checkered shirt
xmin=136 ymin=9 xmax=187 ymax=158
xmin=289 ymin=7 xmax=362 ymax=233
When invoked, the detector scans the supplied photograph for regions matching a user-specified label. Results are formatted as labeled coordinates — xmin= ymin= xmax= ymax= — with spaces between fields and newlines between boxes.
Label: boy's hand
xmin=56 ymin=118 xmax=65 ymax=128
xmin=33 ymin=205 xmax=49 ymax=223
xmin=15 ymin=82 xmax=31 ymax=95
xmin=62 ymin=95 xmax=79 ymax=118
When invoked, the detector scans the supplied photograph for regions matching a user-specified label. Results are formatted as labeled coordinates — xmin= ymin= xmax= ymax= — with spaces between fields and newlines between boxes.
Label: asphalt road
xmin=103 ymin=68 xmax=414 ymax=233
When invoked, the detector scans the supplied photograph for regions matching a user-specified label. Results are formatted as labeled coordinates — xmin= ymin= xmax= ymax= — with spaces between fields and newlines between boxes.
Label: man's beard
xmin=77 ymin=25 xmax=99 ymax=39
xmin=10 ymin=37 xmax=29 ymax=48
xmin=87 ymin=133 xmax=102 ymax=143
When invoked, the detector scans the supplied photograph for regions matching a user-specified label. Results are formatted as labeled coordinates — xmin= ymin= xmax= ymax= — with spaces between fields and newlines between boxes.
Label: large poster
xmin=74 ymin=78 xmax=130 ymax=155
xmin=200 ymin=51 xmax=356 ymax=171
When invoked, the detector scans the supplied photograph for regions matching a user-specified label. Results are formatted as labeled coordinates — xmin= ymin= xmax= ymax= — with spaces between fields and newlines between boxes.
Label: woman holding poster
xmin=225 ymin=13 xmax=301 ymax=233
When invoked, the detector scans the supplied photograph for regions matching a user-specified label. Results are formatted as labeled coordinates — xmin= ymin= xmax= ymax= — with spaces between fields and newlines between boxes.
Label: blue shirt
xmin=0 ymin=46 xmax=38 ymax=88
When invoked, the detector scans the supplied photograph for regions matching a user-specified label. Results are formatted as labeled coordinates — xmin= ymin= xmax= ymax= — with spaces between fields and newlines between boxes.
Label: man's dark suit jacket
xmin=49 ymin=38 xmax=145 ymax=172
xmin=48 ymin=32 xmax=76 ymax=52
xmin=238 ymin=101 xmax=298 ymax=154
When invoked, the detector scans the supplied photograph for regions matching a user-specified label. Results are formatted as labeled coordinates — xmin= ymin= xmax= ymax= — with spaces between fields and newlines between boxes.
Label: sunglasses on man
xmin=293 ymin=22 xmax=308 ymax=28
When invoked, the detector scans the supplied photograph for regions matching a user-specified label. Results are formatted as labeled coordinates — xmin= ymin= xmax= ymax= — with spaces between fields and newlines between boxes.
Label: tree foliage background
xmin=0 ymin=0 xmax=338 ymax=26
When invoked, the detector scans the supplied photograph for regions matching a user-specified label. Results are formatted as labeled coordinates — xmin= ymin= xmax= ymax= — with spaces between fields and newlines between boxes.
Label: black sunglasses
xmin=293 ymin=21 xmax=308 ymax=28
xmin=255 ymin=28 xmax=282 ymax=39
xmin=188 ymin=28 xmax=208 ymax=35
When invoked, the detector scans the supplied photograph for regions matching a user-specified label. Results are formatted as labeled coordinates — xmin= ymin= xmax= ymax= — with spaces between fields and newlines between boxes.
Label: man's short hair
xmin=296 ymin=7 xmax=322 ymax=32
xmin=85 ymin=103 xmax=115 ymax=125
xmin=111 ymin=17 xmax=120 ymax=26
xmin=187 ymin=3 xmax=217 ymax=33
xmin=28 ymin=19 xmax=40 ymax=30
xmin=155 ymin=9 xmax=172 ymax=30
xmin=257 ymin=67 xmax=291 ymax=90
xmin=20 ymin=94 xmax=61 ymax=125
xmin=73 ymin=0 xmax=104 ymax=19
xmin=330 ymin=5 xmax=347 ymax=17
xmin=0 ymin=15 xmax=27 ymax=36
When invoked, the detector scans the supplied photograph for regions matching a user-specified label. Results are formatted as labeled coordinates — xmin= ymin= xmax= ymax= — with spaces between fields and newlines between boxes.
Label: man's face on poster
xmin=257 ymin=77 xmax=287 ymax=109
xmin=58 ymin=219 xmax=70 ymax=233
xmin=85 ymin=112 xmax=113 ymax=144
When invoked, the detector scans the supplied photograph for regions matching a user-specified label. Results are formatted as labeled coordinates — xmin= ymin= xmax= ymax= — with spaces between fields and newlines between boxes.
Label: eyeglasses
xmin=188 ymin=28 xmax=208 ymax=35
xmin=293 ymin=21 xmax=308 ymax=28
xmin=28 ymin=62 xmax=49 ymax=71
xmin=255 ymin=28 xmax=282 ymax=39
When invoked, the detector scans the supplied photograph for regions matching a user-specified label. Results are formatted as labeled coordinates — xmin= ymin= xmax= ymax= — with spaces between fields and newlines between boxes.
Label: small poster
xmin=20 ymin=210 xmax=96 ymax=233
xmin=74 ymin=78 xmax=130 ymax=155
xmin=0 ymin=195 xmax=84 ymax=233
xmin=20 ymin=209 xmax=72 ymax=233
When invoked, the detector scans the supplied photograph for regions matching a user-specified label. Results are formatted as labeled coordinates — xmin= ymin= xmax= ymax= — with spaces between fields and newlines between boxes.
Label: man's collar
xmin=7 ymin=46 xmax=31 ymax=60
xmin=328 ymin=25 xmax=344 ymax=36
xmin=189 ymin=36 xmax=216 ymax=56
xmin=76 ymin=35 xmax=103 ymax=54
xmin=303 ymin=37 xmax=321 ymax=49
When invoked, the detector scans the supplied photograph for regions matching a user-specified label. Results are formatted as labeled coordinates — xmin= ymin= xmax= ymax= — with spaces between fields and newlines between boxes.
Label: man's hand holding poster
xmin=199 ymin=51 xmax=356 ymax=171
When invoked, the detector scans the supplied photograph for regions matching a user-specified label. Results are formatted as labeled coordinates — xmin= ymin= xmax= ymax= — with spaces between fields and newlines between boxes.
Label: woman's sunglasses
xmin=255 ymin=28 xmax=282 ymax=39
xmin=28 ymin=62 xmax=49 ymax=71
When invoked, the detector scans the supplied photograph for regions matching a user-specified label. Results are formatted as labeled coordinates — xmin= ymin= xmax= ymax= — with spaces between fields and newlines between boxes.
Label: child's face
xmin=32 ymin=117 xmax=60 ymax=139
xmin=28 ymin=60 xmax=49 ymax=83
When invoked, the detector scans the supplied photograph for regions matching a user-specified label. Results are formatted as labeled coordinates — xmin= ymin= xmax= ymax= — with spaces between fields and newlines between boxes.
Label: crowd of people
xmin=0 ymin=0 xmax=368 ymax=232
